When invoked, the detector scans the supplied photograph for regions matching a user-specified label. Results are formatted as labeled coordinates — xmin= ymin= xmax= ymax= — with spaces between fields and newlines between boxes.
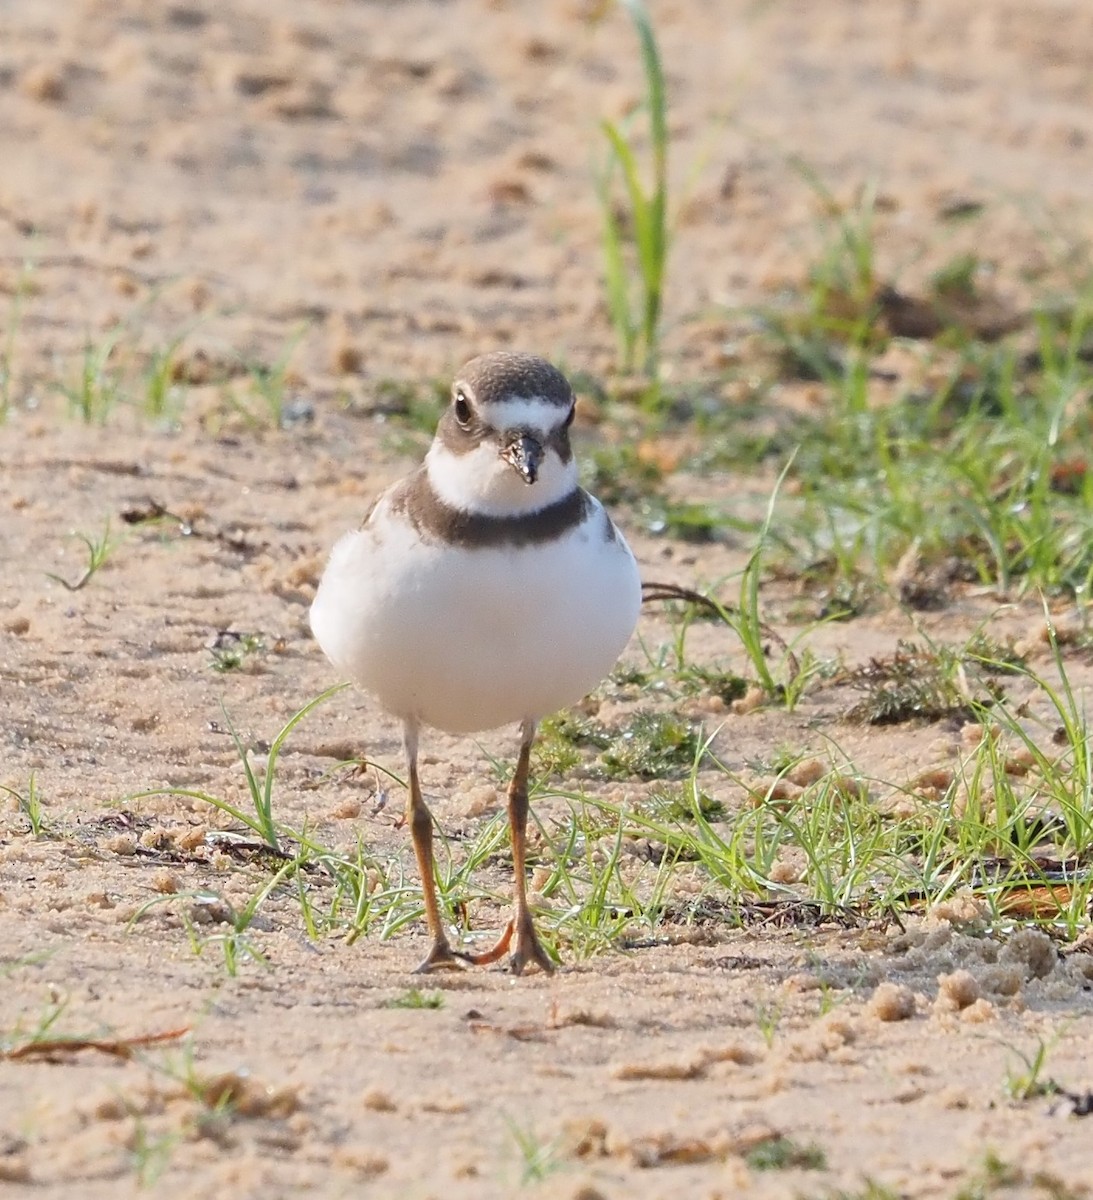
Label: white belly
xmin=310 ymin=500 xmax=642 ymax=734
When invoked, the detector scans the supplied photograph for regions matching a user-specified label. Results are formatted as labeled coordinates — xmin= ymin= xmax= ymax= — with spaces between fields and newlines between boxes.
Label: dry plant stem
xmin=641 ymin=580 xmax=800 ymax=678
xmin=507 ymin=719 xmax=555 ymax=976
xmin=5 ymin=1026 xmax=191 ymax=1062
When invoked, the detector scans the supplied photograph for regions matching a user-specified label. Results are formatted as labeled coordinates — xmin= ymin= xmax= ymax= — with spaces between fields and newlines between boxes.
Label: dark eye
xmin=564 ymin=403 xmax=576 ymax=428
xmin=453 ymin=390 xmax=472 ymax=426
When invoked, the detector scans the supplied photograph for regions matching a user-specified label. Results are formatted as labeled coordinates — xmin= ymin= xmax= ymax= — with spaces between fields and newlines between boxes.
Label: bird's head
xmin=425 ymin=352 xmax=579 ymax=516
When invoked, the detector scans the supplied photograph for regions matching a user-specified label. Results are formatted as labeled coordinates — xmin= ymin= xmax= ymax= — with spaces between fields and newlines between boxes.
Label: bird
xmin=310 ymin=351 xmax=642 ymax=975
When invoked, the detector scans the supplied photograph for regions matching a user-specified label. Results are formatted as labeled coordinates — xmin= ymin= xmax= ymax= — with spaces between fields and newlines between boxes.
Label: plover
xmin=311 ymin=351 xmax=642 ymax=974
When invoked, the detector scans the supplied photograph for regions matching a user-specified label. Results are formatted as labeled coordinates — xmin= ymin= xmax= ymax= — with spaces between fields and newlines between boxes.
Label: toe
xmin=510 ymin=929 xmax=556 ymax=976
xmin=412 ymin=940 xmax=466 ymax=973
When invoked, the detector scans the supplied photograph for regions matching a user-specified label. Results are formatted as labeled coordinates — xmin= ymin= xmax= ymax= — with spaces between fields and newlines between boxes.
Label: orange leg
xmin=404 ymin=722 xmax=514 ymax=972
xmin=506 ymin=720 xmax=555 ymax=976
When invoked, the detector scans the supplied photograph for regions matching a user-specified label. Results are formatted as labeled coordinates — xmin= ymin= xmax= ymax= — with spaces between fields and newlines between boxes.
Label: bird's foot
xmin=459 ymin=919 xmax=515 ymax=966
xmin=412 ymin=921 xmax=516 ymax=973
xmin=509 ymin=912 xmax=555 ymax=977
xmin=412 ymin=939 xmax=468 ymax=974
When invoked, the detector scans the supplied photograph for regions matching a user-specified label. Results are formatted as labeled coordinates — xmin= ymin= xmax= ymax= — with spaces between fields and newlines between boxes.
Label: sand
xmin=2 ymin=2 xmax=1093 ymax=1196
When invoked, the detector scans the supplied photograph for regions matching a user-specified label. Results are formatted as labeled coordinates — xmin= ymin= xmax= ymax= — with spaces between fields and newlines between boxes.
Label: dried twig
xmin=5 ymin=1025 xmax=191 ymax=1062
xmin=640 ymin=580 xmax=799 ymax=679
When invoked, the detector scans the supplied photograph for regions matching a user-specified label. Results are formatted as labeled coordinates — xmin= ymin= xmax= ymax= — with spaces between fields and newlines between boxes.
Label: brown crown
xmin=454 ymin=352 xmax=573 ymax=408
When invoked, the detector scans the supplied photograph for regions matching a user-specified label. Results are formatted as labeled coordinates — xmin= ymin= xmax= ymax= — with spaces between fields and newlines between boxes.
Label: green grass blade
xmin=129 ymin=787 xmax=264 ymax=838
xmin=596 ymin=0 xmax=671 ymax=380
xmin=596 ymin=154 xmax=638 ymax=370
xmin=262 ymin=683 xmax=349 ymax=814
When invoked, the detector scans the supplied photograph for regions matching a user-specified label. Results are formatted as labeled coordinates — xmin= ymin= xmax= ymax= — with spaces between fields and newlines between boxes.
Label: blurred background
xmin=1 ymin=0 xmax=1092 ymax=414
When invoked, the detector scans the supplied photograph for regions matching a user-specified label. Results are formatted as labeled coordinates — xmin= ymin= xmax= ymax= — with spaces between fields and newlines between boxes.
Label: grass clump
xmin=1 ymin=773 xmax=47 ymax=837
xmin=384 ymin=988 xmax=444 ymax=1010
xmin=822 ymin=1186 xmax=902 ymax=1200
xmin=640 ymin=472 xmax=829 ymax=714
xmin=135 ymin=685 xmax=347 ymax=851
xmin=208 ymin=630 xmax=266 ymax=674
xmin=229 ymin=329 xmax=310 ymax=429
xmin=765 ymin=228 xmax=1093 ymax=602
xmin=534 ymin=710 xmax=612 ymax=776
xmin=648 ymin=781 xmax=724 ymax=822
xmin=129 ymin=866 xmax=298 ymax=977
xmin=724 ymin=176 xmax=1093 ymax=605
xmin=952 ymin=1150 xmax=1087 ymax=1200
xmin=601 ymin=711 xmax=703 ymax=780
xmin=641 ymin=497 xmax=725 ymax=542
xmin=142 ymin=332 xmax=189 ymax=423
xmin=597 ymin=0 xmax=669 ymax=382
xmin=675 ymin=663 xmax=748 ymax=705
xmin=534 ymin=707 xmax=704 ymax=782
xmin=745 ymin=1134 xmax=826 ymax=1172
xmin=508 ymin=1120 xmax=563 ymax=1185
xmin=59 ymin=329 xmax=124 ymax=423
xmin=0 ymin=255 xmax=33 ymax=421
xmin=45 ymin=520 xmax=119 ymax=591
xmin=583 ymin=438 xmax=664 ymax=506
xmin=844 ymin=639 xmax=999 ymax=725
xmin=1002 ymin=1036 xmax=1060 ymax=1103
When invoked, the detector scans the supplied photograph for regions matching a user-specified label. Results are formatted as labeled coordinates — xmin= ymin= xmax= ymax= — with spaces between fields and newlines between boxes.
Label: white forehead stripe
xmin=476 ymin=396 xmax=571 ymax=435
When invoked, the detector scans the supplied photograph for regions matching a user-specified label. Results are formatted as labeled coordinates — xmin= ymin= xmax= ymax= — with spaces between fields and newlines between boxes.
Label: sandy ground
xmin=3 ymin=1 xmax=1093 ymax=1197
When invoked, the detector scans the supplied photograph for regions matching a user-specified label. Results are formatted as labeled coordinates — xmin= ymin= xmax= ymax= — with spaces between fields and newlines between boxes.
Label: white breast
xmin=310 ymin=496 xmax=642 ymax=734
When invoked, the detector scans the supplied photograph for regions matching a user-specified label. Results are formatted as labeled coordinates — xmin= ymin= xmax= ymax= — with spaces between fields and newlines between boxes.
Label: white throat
xmin=425 ymin=440 xmax=578 ymax=517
